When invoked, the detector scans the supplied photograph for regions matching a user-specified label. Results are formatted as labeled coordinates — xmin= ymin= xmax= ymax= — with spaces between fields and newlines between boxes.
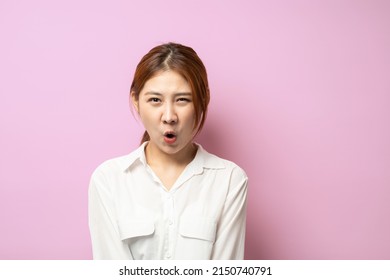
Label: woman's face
xmin=133 ymin=70 xmax=196 ymax=158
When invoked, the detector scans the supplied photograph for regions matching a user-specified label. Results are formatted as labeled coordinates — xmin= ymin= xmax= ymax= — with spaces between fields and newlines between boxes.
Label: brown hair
xmin=130 ymin=42 xmax=210 ymax=144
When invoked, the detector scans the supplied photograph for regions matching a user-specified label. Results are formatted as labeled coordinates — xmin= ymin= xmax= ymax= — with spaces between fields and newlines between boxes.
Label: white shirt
xmin=88 ymin=142 xmax=248 ymax=260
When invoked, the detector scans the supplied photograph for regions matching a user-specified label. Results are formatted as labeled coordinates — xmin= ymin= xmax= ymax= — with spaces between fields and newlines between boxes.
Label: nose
xmin=162 ymin=104 xmax=177 ymax=124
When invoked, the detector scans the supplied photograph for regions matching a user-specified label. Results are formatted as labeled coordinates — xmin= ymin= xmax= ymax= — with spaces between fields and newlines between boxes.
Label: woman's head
xmin=130 ymin=43 xmax=210 ymax=144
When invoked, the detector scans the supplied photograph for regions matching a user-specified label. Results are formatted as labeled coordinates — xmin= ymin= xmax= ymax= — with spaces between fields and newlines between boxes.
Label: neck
xmin=145 ymin=142 xmax=197 ymax=168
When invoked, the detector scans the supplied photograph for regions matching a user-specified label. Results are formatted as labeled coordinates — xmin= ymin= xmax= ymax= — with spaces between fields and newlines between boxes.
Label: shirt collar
xmin=120 ymin=142 xmax=225 ymax=172
xmin=119 ymin=141 xmax=148 ymax=171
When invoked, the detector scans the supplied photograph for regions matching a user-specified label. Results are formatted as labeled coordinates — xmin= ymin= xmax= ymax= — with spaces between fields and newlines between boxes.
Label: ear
xmin=130 ymin=91 xmax=139 ymax=113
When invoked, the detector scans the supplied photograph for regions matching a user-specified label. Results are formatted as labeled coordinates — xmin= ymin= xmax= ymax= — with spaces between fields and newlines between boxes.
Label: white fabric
xmin=88 ymin=142 xmax=248 ymax=260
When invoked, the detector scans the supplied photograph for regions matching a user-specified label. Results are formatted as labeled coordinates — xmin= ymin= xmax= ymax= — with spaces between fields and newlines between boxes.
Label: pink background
xmin=1 ymin=0 xmax=389 ymax=259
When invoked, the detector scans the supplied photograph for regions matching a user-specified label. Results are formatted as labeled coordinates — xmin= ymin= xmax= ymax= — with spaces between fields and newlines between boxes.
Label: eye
xmin=148 ymin=97 xmax=161 ymax=103
xmin=177 ymin=98 xmax=191 ymax=103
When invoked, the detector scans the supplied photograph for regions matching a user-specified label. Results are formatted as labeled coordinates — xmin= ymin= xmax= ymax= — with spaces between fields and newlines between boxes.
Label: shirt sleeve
xmin=88 ymin=168 xmax=133 ymax=259
xmin=211 ymin=166 xmax=248 ymax=260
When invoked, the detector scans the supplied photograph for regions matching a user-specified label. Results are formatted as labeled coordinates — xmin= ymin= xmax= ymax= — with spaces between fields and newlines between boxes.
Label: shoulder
xmin=202 ymin=149 xmax=248 ymax=196
xmin=198 ymin=145 xmax=248 ymax=180
xmin=90 ymin=146 xmax=141 ymax=181
xmin=89 ymin=152 xmax=137 ymax=198
xmin=92 ymin=155 xmax=127 ymax=176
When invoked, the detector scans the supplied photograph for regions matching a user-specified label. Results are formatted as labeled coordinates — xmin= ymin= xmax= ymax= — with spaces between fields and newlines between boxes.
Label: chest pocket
xmin=176 ymin=216 xmax=217 ymax=259
xmin=179 ymin=216 xmax=217 ymax=242
xmin=118 ymin=220 xmax=155 ymax=241
xmin=117 ymin=219 xmax=155 ymax=259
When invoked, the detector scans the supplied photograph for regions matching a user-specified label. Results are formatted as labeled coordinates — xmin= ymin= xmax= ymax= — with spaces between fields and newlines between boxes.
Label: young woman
xmin=89 ymin=43 xmax=248 ymax=260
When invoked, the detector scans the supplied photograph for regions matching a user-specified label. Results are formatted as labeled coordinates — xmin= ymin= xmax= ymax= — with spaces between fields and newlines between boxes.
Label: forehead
xmin=141 ymin=70 xmax=191 ymax=95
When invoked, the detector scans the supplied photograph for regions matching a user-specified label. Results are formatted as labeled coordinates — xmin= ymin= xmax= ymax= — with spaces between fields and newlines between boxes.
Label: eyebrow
xmin=144 ymin=91 xmax=192 ymax=96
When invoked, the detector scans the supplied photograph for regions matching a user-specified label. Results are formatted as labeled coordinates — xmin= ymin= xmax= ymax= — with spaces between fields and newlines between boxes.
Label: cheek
xmin=139 ymin=102 xmax=153 ymax=116
xmin=138 ymin=106 xmax=156 ymax=126
xmin=182 ymin=110 xmax=196 ymax=128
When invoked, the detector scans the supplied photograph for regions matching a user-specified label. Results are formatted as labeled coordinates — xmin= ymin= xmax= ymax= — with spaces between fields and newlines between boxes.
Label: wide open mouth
xmin=164 ymin=132 xmax=176 ymax=139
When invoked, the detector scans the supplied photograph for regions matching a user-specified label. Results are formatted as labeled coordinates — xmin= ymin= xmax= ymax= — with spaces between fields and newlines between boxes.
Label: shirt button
xmin=169 ymin=219 xmax=173 ymax=225
xmin=166 ymin=253 xmax=171 ymax=259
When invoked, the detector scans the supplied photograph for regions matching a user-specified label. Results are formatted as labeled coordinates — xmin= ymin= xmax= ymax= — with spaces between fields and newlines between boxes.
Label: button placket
xmin=166 ymin=194 xmax=175 ymax=259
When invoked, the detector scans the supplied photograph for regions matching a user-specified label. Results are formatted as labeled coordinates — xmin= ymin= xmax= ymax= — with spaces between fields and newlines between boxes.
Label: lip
xmin=163 ymin=131 xmax=177 ymax=144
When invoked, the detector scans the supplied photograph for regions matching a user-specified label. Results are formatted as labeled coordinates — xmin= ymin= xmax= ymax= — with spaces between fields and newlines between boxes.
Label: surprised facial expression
xmin=133 ymin=70 xmax=196 ymax=157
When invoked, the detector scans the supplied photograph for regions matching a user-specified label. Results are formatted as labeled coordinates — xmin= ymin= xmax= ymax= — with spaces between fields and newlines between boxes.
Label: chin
xmin=162 ymin=142 xmax=188 ymax=154
xmin=162 ymin=144 xmax=182 ymax=153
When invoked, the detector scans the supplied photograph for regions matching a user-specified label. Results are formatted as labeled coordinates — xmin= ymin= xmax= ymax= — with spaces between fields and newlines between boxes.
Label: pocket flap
xmin=118 ymin=220 xmax=155 ymax=241
xmin=179 ymin=216 xmax=216 ymax=242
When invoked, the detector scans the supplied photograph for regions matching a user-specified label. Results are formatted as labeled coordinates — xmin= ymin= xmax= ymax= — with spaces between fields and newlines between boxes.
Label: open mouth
xmin=164 ymin=131 xmax=176 ymax=138
xmin=164 ymin=131 xmax=177 ymax=144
